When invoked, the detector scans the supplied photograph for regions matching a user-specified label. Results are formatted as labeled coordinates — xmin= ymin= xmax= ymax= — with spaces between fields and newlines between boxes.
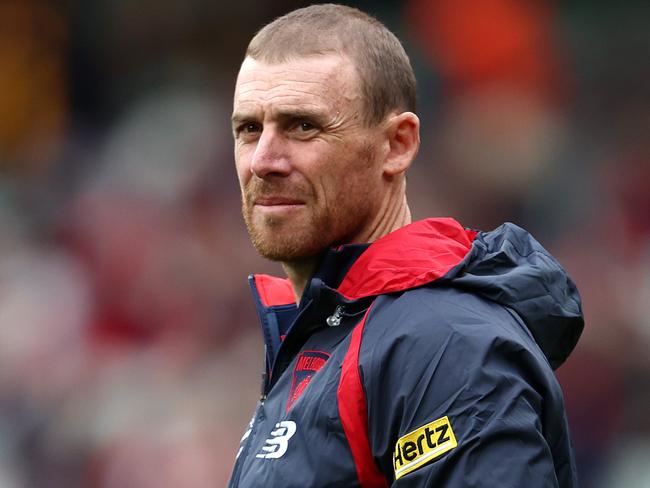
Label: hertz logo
xmin=393 ymin=416 xmax=457 ymax=480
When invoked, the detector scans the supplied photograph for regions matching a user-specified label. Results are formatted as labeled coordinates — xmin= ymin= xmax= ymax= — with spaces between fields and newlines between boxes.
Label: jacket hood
xmin=251 ymin=218 xmax=583 ymax=369
xmin=337 ymin=218 xmax=583 ymax=369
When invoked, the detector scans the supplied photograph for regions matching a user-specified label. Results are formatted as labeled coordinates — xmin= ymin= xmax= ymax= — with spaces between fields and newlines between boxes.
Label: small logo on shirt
xmin=286 ymin=350 xmax=330 ymax=411
xmin=393 ymin=416 xmax=457 ymax=480
xmin=256 ymin=421 xmax=297 ymax=459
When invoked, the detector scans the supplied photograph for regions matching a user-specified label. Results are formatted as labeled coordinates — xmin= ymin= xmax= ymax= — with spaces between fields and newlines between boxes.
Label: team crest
xmin=286 ymin=350 xmax=330 ymax=411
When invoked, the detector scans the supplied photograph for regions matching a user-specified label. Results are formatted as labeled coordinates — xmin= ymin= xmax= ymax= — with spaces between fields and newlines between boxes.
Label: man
xmin=228 ymin=4 xmax=583 ymax=487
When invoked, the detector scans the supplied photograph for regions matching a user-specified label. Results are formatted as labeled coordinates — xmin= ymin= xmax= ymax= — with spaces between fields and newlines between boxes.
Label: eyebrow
xmin=231 ymin=107 xmax=329 ymax=128
xmin=231 ymin=112 xmax=255 ymax=128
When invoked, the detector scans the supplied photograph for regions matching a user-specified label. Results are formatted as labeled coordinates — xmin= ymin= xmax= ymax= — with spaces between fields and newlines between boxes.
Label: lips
xmin=254 ymin=196 xmax=305 ymax=206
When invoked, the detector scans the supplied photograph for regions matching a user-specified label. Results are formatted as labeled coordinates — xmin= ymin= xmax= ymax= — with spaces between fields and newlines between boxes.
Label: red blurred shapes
xmin=406 ymin=0 xmax=565 ymax=100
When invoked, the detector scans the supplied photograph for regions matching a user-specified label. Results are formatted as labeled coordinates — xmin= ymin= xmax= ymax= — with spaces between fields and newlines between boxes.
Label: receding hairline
xmin=243 ymin=4 xmax=417 ymax=125
xmin=233 ymin=53 xmax=365 ymax=126
xmin=235 ymin=52 xmax=362 ymax=98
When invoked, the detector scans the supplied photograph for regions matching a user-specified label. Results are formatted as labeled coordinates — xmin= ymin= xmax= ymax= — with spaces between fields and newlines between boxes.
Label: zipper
xmin=265 ymin=298 xmax=315 ymax=394
xmin=260 ymin=371 xmax=268 ymax=401
xmin=228 ymin=400 xmax=265 ymax=487
xmin=326 ymin=305 xmax=344 ymax=327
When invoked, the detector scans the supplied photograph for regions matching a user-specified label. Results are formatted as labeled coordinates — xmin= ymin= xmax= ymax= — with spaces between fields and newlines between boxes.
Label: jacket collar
xmin=249 ymin=217 xmax=584 ymax=373
xmin=248 ymin=218 xmax=477 ymax=372
xmin=249 ymin=242 xmax=370 ymax=309
xmin=250 ymin=217 xmax=477 ymax=307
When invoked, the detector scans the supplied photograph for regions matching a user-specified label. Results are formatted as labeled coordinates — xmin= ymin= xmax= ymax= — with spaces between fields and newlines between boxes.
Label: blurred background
xmin=0 ymin=0 xmax=648 ymax=486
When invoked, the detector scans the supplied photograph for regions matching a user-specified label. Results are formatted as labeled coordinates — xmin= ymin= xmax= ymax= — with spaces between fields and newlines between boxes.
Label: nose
xmin=250 ymin=127 xmax=292 ymax=178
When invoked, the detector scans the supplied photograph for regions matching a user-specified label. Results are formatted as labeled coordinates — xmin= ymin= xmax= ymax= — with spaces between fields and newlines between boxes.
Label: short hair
xmin=246 ymin=3 xmax=417 ymax=126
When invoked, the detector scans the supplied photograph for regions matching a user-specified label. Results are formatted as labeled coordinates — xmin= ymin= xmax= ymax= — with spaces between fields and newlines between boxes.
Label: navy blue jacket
xmin=228 ymin=218 xmax=583 ymax=487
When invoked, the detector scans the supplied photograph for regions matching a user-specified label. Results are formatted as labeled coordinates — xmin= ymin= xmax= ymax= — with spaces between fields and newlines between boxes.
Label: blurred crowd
xmin=0 ymin=1 xmax=648 ymax=486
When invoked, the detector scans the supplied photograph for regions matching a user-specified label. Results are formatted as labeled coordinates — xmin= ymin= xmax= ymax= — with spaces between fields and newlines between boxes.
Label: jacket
xmin=228 ymin=217 xmax=584 ymax=487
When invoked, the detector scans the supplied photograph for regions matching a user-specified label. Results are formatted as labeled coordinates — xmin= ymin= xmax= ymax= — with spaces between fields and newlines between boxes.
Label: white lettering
xmin=256 ymin=421 xmax=297 ymax=459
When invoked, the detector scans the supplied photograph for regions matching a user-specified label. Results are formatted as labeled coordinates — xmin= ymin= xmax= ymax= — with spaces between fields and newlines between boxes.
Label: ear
xmin=382 ymin=112 xmax=420 ymax=177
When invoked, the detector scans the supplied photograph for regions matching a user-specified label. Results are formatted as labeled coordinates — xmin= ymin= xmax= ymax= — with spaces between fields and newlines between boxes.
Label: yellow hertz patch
xmin=393 ymin=416 xmax=457 ymax=480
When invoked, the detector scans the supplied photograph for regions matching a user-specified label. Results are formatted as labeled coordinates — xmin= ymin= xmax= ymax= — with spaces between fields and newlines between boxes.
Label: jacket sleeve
xmin=360 ymin=289 xmax=569 ymax=487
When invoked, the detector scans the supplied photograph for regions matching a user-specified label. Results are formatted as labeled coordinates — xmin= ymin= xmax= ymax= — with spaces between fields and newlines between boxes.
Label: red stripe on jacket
xmin=337 ymin=306 xmax=388 ymax=488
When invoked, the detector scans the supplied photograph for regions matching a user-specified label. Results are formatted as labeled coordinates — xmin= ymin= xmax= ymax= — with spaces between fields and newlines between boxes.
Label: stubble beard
xmin=242 ymin=199 xmax=372 ymax=263
xmin=241 ymin=179 xmax=323 ymax=262
xmin=241 ymin=143 xmax=379 ymax=263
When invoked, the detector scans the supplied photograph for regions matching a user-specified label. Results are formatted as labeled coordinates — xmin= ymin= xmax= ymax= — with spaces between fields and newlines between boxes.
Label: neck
xmin=282 ymin=259 xmax=319 ymax=305
xmin=352 ymin=177 xmax=412 ymax=243
xmin=361 ymin=191 xmax=412 ymax=244
xmin=282 ymin=188 xmax=411 ymax=303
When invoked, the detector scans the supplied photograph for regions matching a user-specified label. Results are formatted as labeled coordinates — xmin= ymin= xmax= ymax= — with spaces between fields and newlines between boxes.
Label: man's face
xmin=232 ymin=54 xmax=386 ymax=262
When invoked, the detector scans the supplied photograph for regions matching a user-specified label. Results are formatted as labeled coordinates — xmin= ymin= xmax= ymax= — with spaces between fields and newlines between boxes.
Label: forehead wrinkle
xmin=235 ymin=88 xmax=333 ymax=114
xmin=237 ymin=58 xmax=357 ymax=92
xmin=253 ymin=78 xmax=354 ymax=104
xmin=237 ymin=72 xmax=341 ymax=93
xmin=232 ymin=100 xmax=329 ymax=124
xmin=236 ymin=79 xmax=340 ymax=99
xmin=234 ymin=55 xmax=362 ymax=121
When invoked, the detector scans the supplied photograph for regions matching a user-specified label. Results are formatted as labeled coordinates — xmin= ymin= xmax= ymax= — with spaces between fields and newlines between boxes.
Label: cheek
xmin=319 ymin=152 xmax=374 ymax=210
xmin=341 ymin=152 xmax=382 ymax=208
xmin=234 ymin=148 xmax=252 ymax=186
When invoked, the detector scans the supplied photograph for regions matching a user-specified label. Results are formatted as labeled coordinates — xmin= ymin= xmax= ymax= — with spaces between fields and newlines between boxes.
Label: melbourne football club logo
xmin=286 ymin=350 xmax=330 ymax=411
